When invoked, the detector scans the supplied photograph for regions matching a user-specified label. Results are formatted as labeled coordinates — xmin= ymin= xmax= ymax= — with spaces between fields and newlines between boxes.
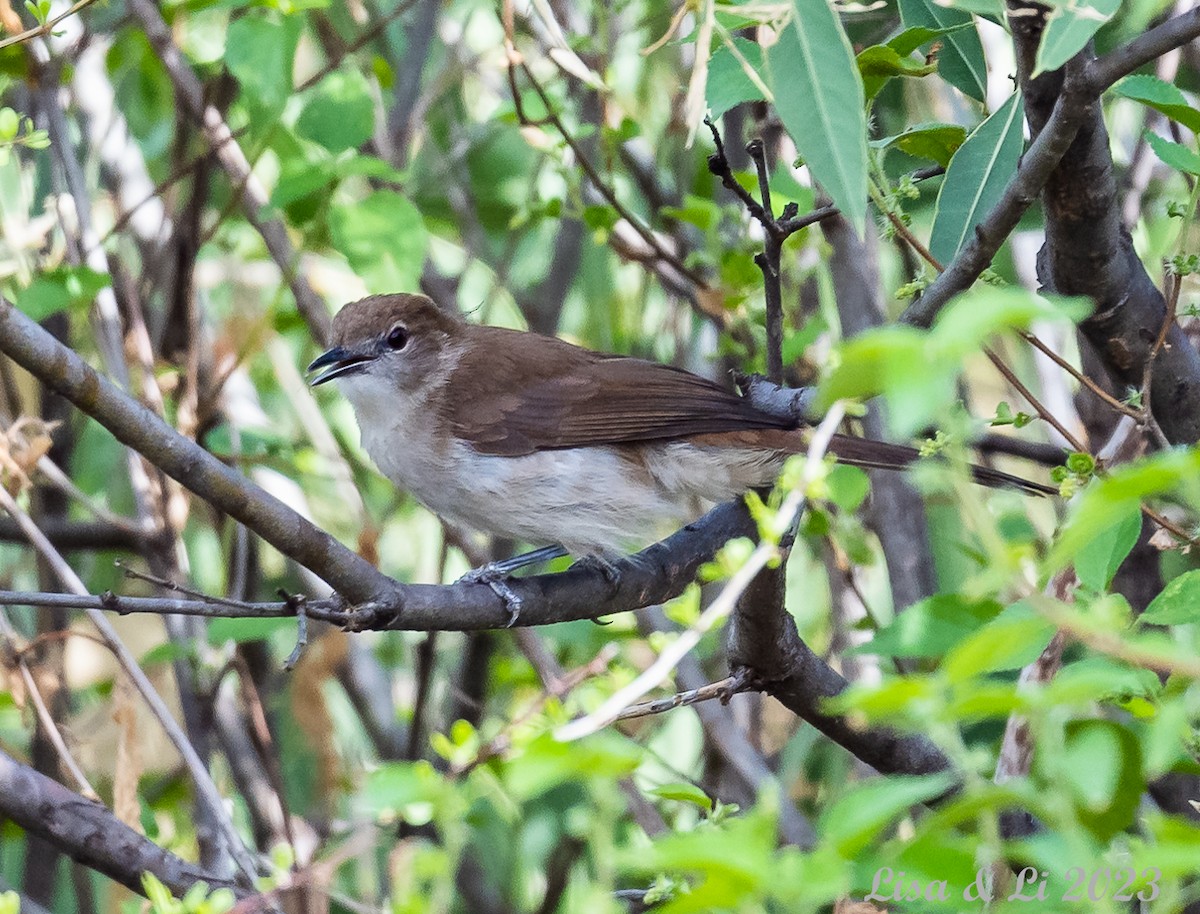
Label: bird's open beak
xmin=307 ymin=346 xmax=377 ymax=386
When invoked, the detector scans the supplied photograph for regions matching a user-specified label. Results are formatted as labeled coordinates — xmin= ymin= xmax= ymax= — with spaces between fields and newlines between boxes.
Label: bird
xmin=308 ymin=293 xmax=1052 ymax=610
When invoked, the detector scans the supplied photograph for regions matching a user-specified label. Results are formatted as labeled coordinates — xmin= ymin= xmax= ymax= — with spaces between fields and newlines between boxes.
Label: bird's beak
xmin=307 ymin=345 xmax=377 ymax=386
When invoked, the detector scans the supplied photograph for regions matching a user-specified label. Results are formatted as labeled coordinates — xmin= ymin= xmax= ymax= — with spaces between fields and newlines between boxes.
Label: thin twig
xmin=282 ymin=594 xmax=308 ymax=671
xmin=1139 ymin=271 xmax=1180 ymax=448
xmin=615 ymin=674 xmax=749 ymax=721
xmin=126 ymin=0 xmax=331 ymax=346
xmin=0 ymin=608 xmax=98 ymax=799
xmin=1020 ymin=331 xmax=1141 ymax=418
xmin=115 ymin=560 xmax=264 ymax=610
xmin=984 ymin=345 xmax=1087 ymax=452
xmin=0 ymin=0 xmax=97 ymax=50
xmin=506 ymin=43 xmax=706 ymax=289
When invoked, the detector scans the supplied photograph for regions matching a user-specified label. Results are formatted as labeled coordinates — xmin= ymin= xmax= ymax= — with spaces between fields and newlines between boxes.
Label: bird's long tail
xmin=826 ymin=434 xmax=1058 ymax=497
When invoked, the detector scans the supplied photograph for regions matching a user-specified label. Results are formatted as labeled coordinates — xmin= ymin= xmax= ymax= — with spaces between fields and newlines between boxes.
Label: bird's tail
xmin=826 ymin=433 xmax=1058 ymax=497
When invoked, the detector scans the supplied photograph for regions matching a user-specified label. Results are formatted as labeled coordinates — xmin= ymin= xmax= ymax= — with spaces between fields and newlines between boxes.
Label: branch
xmin=0 ymin=497 xmax=760 ymax=630
xmin=0 ymin=518 xmax=143 ymax=550
xmin=0 ymin=296 xmax=391 ymax=604
xmin=1010 ymin=4 xmax=1200 ymax=445
xmin=0 ymin=0 xmax=98 ymax=50
xmin=0 ymin=294 xmax=783 ymax=631
xmin=1084 ymin=7 xmax=1200 ymax=89
xmin=899 ymin=4 xmax=1200 ymax=331
xmin=0 ymin=747 xmax=246 ymax=899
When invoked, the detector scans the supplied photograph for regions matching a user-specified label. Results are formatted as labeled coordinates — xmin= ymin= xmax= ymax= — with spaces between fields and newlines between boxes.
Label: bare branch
xmin=0 ymin=747 xmax=246 ymax=899
xmin=0 ymin=297 xmax=390 ymax=603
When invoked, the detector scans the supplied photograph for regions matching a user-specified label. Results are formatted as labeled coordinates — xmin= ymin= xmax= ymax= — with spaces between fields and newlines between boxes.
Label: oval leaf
xmin=1142 ymin=569 xmax=1200 ymax=625
xmin=1113 ymin=74 xmax=1200 ymax=133
xmin=330 ymin=191 xmax=429 ymax=293
xmin=706 ymin=37 xmax=767 ymax=117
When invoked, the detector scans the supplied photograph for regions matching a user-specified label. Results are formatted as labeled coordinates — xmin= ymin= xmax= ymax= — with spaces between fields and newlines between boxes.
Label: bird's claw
xmin=458 ymin=562 xmax=523 ymax=627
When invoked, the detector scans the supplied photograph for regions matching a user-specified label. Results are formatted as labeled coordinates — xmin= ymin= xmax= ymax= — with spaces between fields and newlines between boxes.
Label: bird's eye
xmin=386 ymin=325 xmax=408 ymax=350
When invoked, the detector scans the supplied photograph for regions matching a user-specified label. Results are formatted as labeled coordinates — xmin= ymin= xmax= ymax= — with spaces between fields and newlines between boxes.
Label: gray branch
xmin=900 ymin=5 xmax=1200 ymax=330
xmin=0 ymin=747 xmax=246 ymax=900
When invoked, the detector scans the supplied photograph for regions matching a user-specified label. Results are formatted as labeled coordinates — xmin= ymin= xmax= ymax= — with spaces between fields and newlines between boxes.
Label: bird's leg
xmin=457 ymin=544 xmax=569 ymax=627
xmin=459 ymin=544 xmax=569 ymax=582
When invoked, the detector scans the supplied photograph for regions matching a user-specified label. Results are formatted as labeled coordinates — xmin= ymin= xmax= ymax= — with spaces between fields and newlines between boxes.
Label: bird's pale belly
xmin=366 ymin=429 xmax=786 ymax=557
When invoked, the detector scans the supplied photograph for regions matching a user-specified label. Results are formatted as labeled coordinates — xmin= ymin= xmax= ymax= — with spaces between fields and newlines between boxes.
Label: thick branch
xmin=0 ymin=297 xmax=391 ymax=603
xmin=0 ymin=747 xmax=246 ymax=899
xmin=1 ymin=500 xmax=758 ymax=630
xmin=900 ymin=5 xmax=1200 ymax=330
xmin=1012 ymin=5 xmax=1200 ymax=445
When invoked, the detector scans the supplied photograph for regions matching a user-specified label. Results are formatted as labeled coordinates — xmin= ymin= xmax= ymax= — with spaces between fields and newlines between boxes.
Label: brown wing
xmin=445 ymin=325 xmax=794 ymax=457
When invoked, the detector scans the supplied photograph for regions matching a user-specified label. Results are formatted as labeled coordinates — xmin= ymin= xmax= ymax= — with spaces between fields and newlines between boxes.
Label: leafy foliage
xmin=0 ymin=1 xmax=1198 ymax=913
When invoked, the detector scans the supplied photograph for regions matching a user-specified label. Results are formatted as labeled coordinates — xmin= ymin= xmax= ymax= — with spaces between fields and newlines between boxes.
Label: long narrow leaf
xmin=929 ymin=92 xmax=1025 ymax=266
xmin=898 ymin=0 xmax=986 ymax=102
xmin=767 ymin=0 xmax=868 ymax=234
xmin=1034 ymin=0 xmax=1121 ymax=75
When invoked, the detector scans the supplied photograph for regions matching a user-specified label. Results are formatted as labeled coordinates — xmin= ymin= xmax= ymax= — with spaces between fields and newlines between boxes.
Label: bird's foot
xmin=457 ymin=545 xmax=568 ymax=627
xmin=459 ymin=562 xmax=524 ymax=627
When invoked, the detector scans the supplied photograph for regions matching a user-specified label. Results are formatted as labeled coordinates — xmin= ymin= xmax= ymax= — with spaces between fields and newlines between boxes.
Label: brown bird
xmin=309 ymin=293 xmax=1051 ymax=601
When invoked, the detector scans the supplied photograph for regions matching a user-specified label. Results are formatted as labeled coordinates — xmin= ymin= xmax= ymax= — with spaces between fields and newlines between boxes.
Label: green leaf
xmin=650 ymin=782 xmax=714 ymax=810
xmin=872 ymin=122 xmax=967 ymax=167
xmin=706 ymin=37 xmax=766 ymax=117
xmin=330 ymin=191 xmax=428 ymax=293
xmin=897 ymin=0 xmax=986 ymax=102
xmin=820 ymin=773 xmax=958 ymax=857
xmin=225 ymin=12 xmax=299 ymax=113
xmin=15 ymin=265 xmax=110 ymax=320
xmin=1145 ymin=130 xmax=1200 ymax=176
xmin=1142 ymin=569 xmax=1200 ymax=624
xmin=864 ymin=594 xmax=1002 ymax=658
xmin=297 ymin=70 xmax=375 ymax=154
xmin=1052 ymin=720 xmax=1144 ymax=841
xmin=767 ymin=0 xmax=868 ymax=234
xmin=504 ymin=732 xmax=643 ymax=800
xmin=0 ymin=108 xmax=17 ymax=141
xmin=888 ymin=24 xmax=972 ymax=58
xmin=271 ymin=155 xmax=336 ymax=208
xmin=820 ymin=287 xmax=1086 ymax=436
xmin=661 ymin=194 xmax=722 ymax=232
xmin=1073 ymin=504 xmax=1141 ymax=591
xmin=930 ymin=288 xmax=1090 ymax=360
xmin=818 ymin=324 xmax=928 ymax=409
xmin=857 ymin=45 xmax=937 ymax=102
xmin=142 ymin=872 xmax=177 ymax=913
xmin=1034 ymin=0 xmax=1122 ymax=76
xmin=941 ymin=604 xmax=1057 ymax=682
xmin=361 ymin=759 xmax=446 ymax=818
xmin=1112 ymin=74 xmax=1200 ymax=133
xmin=930 ymin=92 xmax=1025 ymax=266
xmin=1048 ymin=447 xmax=1200 ymax=571
xmin=826 ymin=464 xmax=870 ymax=511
